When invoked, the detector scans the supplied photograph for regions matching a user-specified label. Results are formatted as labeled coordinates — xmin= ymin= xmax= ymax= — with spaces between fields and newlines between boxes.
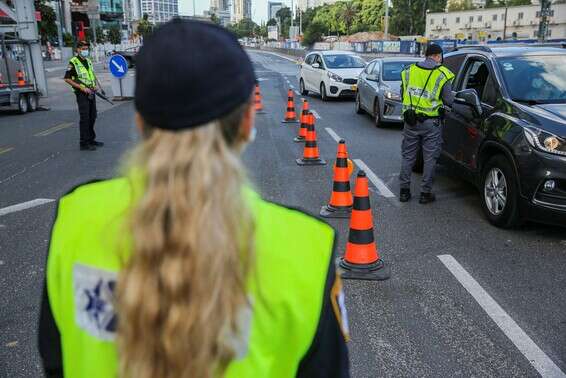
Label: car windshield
xmin=382 ymin=61 xmax=417 ymax=81
xmin=323 ymin=54 xmax=366 ymax=69
xmin=497 ymin=55 xmax=566 ymax=103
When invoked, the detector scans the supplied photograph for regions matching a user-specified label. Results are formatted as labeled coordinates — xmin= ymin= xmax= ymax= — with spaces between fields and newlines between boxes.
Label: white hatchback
xmin=299 ymin=51 xmax=366 ymax=101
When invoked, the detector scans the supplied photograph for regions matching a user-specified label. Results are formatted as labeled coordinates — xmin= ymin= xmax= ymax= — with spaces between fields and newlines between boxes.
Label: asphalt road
xmin=0 ymin=52 xmax=565 ymax=377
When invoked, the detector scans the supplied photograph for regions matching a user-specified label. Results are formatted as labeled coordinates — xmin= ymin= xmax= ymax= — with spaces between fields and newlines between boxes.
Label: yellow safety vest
xmin=401 ymin=64 xmax=454 ymax=117
xmin=69 ymin=56 xmax=96 ymax=89
xmin=46 ymin=176 xmax=335 ymax=377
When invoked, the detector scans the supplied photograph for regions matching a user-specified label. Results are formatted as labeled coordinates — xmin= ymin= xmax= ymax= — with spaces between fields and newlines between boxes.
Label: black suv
xmin=440 ymin=46 xmax=566 ymax=227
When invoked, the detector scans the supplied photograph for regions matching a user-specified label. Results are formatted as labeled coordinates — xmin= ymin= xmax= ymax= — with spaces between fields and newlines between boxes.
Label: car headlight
xmin=327 ymin=72 xmax=342 ymax=82
xmin=384 ymin=90 xmax=401 ymax=101
xmin=524 ymin=127 xmax=566 ymax=156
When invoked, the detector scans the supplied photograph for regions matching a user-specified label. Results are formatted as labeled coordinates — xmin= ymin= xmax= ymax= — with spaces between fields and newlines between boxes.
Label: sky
xmin=180 ymin=0 xmax=292 ymax=24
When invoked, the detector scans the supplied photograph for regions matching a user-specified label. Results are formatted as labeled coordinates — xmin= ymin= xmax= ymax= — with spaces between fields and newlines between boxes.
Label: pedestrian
xmin=38 ymin=20 xmax=350 ymax=378
xmin=399 ymin=44 xmax=455 ymax=204
xmin=63 ymin=40 xmax=104 ymax=151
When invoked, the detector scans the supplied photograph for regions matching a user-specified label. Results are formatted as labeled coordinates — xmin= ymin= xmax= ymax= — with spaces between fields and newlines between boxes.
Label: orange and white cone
xmin=282 ymin=89 xmax=299 ymax=123
xmin=321 ymin=140 xmax=353 ymax=218
xmin=294 ymin=100 xmax=309 ymax=142
xmin=339 ymin=170 xmax=390 ymax=280
xmin=254 ymin=83 xmax=265 ymax=113
xmin=296 ymin=112 xmax=326 ymax=166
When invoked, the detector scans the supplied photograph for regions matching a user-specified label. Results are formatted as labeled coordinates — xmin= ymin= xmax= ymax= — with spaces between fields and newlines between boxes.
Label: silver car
xmin=355 ymin=57 xmax=420 ymax=127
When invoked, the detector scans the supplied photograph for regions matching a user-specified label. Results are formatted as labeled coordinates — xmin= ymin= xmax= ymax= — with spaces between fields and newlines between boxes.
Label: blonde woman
xmin=38 ymin=20 xmax=350 ymax=378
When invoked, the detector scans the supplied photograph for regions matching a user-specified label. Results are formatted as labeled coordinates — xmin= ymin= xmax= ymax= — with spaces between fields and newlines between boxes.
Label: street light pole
xmin=193 ymin=0 xmax=197 ymax=16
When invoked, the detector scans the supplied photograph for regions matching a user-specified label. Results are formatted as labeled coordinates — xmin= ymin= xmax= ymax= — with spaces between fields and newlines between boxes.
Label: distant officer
xmin=39 ymin=20 xmax=350 ymax=378
xmin=63 ymin=41 xmax=104 ymax=151
xmin=399 ymin=44 xmax=455 ymax=204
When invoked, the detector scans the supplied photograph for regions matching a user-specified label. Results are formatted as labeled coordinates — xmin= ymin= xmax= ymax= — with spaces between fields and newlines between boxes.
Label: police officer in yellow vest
xmin=39 ymin=20 xmax=350 ymax=378
xmin=64 ymin=41 xmax=104 ymax=151
xmin=399 ymin=44 xmax=455 ymax=204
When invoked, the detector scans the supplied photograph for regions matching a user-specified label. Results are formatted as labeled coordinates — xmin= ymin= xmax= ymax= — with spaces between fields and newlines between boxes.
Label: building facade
xmin=209 ymin=0 xmax=231 ymax=26
xmin=233 ymin=0 xmax=251 ymax=22
xmin=268 ymin=1 xmax=283 ymax=20
xmin=426 ymin=3 xmax=566 ymax=41
xmin=140 ymin=0 xmax=178 ymax=23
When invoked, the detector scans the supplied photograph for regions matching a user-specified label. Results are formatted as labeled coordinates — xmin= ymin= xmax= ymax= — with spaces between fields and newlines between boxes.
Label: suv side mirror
xmin=312 ymin=63 xmax=321 ymax=69
xmin=456 ymin=89 xmax=483 ymax=116
xmin=366 ymin=74 xmax=379 ymax=82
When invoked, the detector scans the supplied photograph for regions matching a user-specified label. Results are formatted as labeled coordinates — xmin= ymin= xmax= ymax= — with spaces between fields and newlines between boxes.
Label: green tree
xmin=210 ymin=13 xmax=221 ymax=25
xmin=303 ymin=21 xmax=326 ymax=46
xmin=267 ymin=18 xmax=278 ymax=26
xmin=275 ymin=7 xmax=292 ymax=38
xmin=352 ymin=0 xmax=383 ymax=33
xmin=95 ymin=26 xmax=106 ymax=44
xmin=446 ymin=0 xmax=474 ymax=11
xmin=227 ymin=18 xmax=259 ymax=38
xmin=390 ymin=0 xmax=446 ymax=35
xmin=108 ymin=25 xmax=122 ymax=45
xmin=34 ymin=0 xmax=58 ymax=44
xmin=341 ymin=1 xmax=359 ymax=34
xmin=63 ymin=32 xmax=75 ymax=47
xmin=137 ymin=13 xmax=154 ymax=39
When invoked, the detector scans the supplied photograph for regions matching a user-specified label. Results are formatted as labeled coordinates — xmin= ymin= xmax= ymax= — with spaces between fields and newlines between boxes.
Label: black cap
xmin=77 ymin=40 xmax=90 ymax=48
xmin=134 ymin=19 xmax=255 ymax=130
xmin=425 ymin=44 xmax=443 ymax=56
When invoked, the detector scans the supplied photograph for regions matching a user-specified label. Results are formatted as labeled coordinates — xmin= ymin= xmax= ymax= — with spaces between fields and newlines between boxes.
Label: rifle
xmin=88 ymin=89 xmax=114 ymax=105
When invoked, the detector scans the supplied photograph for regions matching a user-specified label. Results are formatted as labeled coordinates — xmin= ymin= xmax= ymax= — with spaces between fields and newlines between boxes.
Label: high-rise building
xmin=209 ymin=0 xmax=231 ymax=26
xmin=268 ymin=1 xmax=283 ymax=21
xmin=233 ymin=0 xmax=251 ymax=22
xmin=140 ymin=0 xmax=178 ymax=23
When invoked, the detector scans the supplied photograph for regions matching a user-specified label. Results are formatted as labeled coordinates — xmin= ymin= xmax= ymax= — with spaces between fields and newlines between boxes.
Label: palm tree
xmin=342 ymin=1 xmax=358 ymax=35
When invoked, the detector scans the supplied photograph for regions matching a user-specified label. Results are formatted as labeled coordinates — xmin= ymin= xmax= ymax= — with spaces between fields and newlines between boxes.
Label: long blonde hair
xmin=116 ymin=103 xmax=254 ymax=378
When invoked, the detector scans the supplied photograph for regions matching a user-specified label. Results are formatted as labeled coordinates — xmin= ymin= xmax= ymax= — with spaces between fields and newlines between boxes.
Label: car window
xmin=443 ymin=54 xmax=467 ymax=85
xmin=372 ymin=62 xmax=380 ymax=75
xmin=322 ymin=54 xmax=365 ymax=69
xmin=462 ymin=59 xmax=491 ymax=101
xmin=382 ymin=61 xmax=416 ymax=81
xmin=497 ymin=55 xmax=566 ymax=103
xmin=305 ymin=54 xmax=315 ymax=65
xmin=481 ymin=75 xmax=499 ymax=107
xmin=364 ymin=61 xmax=376 ymax=74
xmin=315 ymin=55 xmax=324 ymax=67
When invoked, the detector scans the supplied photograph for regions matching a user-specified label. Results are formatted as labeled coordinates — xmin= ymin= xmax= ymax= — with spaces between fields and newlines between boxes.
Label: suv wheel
xmin=18 ymin=94 xmax=29 ymax=114
xmin=27 ymin=93 xmax=38 ymax=112
xmin=355 ymin=93 xmax=364 ymax=114
xmin=300 ymin=79 xmax=308 ymax=96
xmin=320 ymin=83 xmax=328 ymax=102
xmin=374 ymin=100 xmax=383 ymax=128
xmin=481 ymin=155 xmax=521 ymax=228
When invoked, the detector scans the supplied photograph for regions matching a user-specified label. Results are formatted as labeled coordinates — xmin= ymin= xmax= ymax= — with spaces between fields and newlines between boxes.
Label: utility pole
xmin=503 ymin=1 xmax=508 ymax=40
xmin=193 ymin=0 xmax=197 ymax=16
xmin=384 ymin=0 xmax=389 ymax=40
xmin=537 ymin=0 xmax=551 ymax=42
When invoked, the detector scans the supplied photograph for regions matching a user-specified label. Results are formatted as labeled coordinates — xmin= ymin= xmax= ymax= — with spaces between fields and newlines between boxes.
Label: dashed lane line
xmin=311 ymin=110 xmax=321 ymax=119
xmin=352 ymin=159 xmax=396 ymax=199
xmin=325 ymin=128 xmax=342 ymax=143
xmin=295 ymin=90 xmax=301 ymax=96
xmin=256 ymin=50 xmax=299 ymax=63
xmin=35 ymin=122 xmax=73 ymax=137
xmin=0 ymin=147 xmax=14 ymax=155
xmin=0 ymin=198 xmax=55 ymax=217
xmin=438 ymin=254 xmax=566 ymax=378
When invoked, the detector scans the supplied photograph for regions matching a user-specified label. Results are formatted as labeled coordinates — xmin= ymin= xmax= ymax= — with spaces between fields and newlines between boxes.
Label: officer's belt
xmin=415 ymin=113 xmax=439 ymax=122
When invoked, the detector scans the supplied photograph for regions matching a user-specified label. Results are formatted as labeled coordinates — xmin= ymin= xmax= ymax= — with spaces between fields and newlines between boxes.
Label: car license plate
xmin=351 ymin=85 xmax=357 ymax=91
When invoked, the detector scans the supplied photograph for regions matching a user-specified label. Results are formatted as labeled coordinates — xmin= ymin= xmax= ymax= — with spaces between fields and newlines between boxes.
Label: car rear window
xmin=382 ymin=61 xmax=418 ymax=81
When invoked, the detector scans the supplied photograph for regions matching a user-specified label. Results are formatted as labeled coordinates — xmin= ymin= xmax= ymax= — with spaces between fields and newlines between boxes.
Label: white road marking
xmin=438 ymin=254 xmax=566 ymax=378
xmin=325 ymin=127 xmax=342 ymax=143
xmin=295 ymin=90 xmax=301 ymax=96
xmin=45 ymin=66 xmax=68 ymax=73
xmin=352 ymin=159 xmax=396 ymax=198
xmin=258 ymin=50 xmax=299 ymax=63
xmin=289 ymin=84 xmax=295 ymax=89
xmin=35 ymin=122 xmax=74 ymax=137
xmin=0 ymin=198 xmax=55 ymax=217
xmin=310 ymin=110 xmax=321 ymax=119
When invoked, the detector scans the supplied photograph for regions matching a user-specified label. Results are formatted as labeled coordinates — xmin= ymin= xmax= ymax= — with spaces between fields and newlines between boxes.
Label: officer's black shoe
xmin=80 ymin=144 xmax=96 ymax=151
xmin=91 ymin=141 xmax=104 ymax=147
xmin=419 ymin=192 xmax=436 ymax=204
xmin=399 ymin=188 xmax=411 ymax=202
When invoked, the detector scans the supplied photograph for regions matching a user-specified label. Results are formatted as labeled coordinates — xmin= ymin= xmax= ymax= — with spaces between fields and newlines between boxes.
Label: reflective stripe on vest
xmin=69 ymin=56 xmax=95 ymax=89
xmin=46 ymin=177 xmax=335 ymax=377
xmin=401 ymin=64 xmax=454 ymax=117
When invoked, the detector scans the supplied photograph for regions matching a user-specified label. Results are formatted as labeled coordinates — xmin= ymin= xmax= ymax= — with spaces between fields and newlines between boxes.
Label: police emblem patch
xmin=73 ymin=264 xmax=118 ymax=341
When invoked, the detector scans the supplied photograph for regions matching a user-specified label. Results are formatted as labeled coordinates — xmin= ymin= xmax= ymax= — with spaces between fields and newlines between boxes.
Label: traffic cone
xmin=282 ymin=89 xmax=299 ymax=123
xmin=294 ymin=100 xmax=309 ymax=142
xmin=296 ymin=113 xmax=326 ymax=166
xmin=254 ymin=83 xmax=264 ymax=113
xmin=340 ymin=170 xmax=390 ymax=281
xmin=16 ymin=70 xmax=25 ymax=86
xmin=321 ymin=140 xmax=353 ymax=218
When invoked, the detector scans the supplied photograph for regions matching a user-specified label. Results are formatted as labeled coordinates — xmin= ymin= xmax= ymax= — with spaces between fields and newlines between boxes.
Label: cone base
xmin=294 ymin=136 xmax=306 ymax=143
xmin=320 ymin=205 xmax=352 ymax=218
xmin=282 ymin=120 xmax=300 ymax=123
xmin=296 ymin=158 xmax=327 ymax=166
xmin=339 ymin=258 xmax=390 ymax=281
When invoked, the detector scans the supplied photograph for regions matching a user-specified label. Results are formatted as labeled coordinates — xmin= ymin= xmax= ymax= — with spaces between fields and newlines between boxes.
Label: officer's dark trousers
xmin=399 ymin=118 xmax=442 ymax=193
xmin=75 ymin=92 xmax=97 ymax=146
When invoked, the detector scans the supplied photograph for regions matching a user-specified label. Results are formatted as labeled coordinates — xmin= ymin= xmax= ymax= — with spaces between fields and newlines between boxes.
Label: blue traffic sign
xmin=108 ymin=54 xmax=128 ymax=79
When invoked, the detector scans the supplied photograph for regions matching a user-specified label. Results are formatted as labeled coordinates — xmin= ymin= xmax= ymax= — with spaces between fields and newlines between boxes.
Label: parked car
xmin=299 ymin=51 xmax=366 ymax=101
xmin=436 ymin=45 xmax=566 ymax=227
xmin=355 ymin=57 xmax=420 ymax=127
xmin=111 ymin=46 xmax=138 ymax=68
